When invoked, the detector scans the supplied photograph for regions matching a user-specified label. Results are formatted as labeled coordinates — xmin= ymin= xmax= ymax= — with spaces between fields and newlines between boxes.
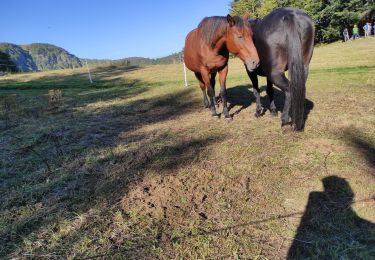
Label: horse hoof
xmin=225 ymin=116 xmax=233 ymax=122
xmin=212 ymin=115 xmax=220 ymax=120
xmin=254 ymin=111 xmax=262 ymax=118
xmin=281 ymin=122 xmax=293 ymax=133
xmin=271 ymin=110 xmax=278 ymax=117
xmin=281 ymin=125 xmax=293 ymax=133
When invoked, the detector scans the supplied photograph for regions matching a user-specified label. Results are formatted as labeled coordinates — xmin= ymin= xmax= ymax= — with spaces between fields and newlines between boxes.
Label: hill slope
xmin=0 ymin=43 xmax=82 ymax=71
xmin=0 ymin=39 xmax=374 ymax=259
xmin=84 ymin=51 xmax=183 ymax=67
xmin=23 ymin=43 xmax=82 ymax=70
xmin=0 ymin=43 xmax=37 ymax=71
xmin=0 ymin=42 xmax=183 ymax=71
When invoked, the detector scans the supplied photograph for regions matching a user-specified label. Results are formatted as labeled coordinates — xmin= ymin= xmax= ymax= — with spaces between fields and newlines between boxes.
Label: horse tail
xmin=285 ymin=14 xmax=306 ymax=131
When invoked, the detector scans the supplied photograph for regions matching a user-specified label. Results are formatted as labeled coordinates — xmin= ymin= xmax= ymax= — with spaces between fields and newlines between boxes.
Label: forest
xmin=230 ymin=0 xmax=375 ymax=42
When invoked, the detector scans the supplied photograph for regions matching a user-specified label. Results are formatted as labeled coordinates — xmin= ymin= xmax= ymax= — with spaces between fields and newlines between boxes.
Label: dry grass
xmin=0 ymin=38 xmax=374 ymax=259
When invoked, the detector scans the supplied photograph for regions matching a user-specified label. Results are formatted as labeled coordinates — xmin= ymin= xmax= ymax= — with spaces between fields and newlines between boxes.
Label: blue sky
xmin=2 ymin=0 xmax=231 ymax=59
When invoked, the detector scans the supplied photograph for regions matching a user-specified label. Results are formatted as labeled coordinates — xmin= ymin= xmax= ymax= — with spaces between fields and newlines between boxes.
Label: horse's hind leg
xmin=266 ymin=78 xmax=278 ymax=116
xmin=195 ymin=72 xmax=209 ymax=108
xmin=218 ymin=65 xmax=231 ymax=120
xmin=270 ymin=72 xmax=291 ymax=126
xmin=210 ymin=72 xmax=219 ymax=107
xmin=202 ymin=71 xmax=219 ymax=118
xmin=247 ymin=70 xmax=263 ymax=117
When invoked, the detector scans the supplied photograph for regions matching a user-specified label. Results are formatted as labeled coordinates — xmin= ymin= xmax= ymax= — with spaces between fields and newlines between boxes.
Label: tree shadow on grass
xmin=0 ymin=65 xmax=148 ymax=108
xmin=0 ymin=65 xmax=142 ymax=90
xmin=343 ymin=128 xmax=375 ymax=177
xmin=91 ymin=65 xmax=141 ymax=79
xmin=287 ymin=176 xmax=375 ymax=259
xmin=0 ymin=65 xmax=190 ymax=125
xmin=0 ymin=85 xmax=223 ymax=258
xmin=226 ymin=84 xmax=314 ymax=124
xmin=0 ymin=77 xmax=150 ymax=131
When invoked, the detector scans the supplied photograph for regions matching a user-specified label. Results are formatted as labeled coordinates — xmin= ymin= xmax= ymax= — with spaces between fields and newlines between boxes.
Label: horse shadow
xmin=226 ymin=85 xmax=256 ymax=116
xmin=226 ymin=85 xmax=314 ymax=121
xmin=287 ymin=176 xmax=375 ymax=259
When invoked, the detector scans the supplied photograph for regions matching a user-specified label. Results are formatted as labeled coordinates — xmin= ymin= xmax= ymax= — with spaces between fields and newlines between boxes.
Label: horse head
xmin=226 ymin=15 xmax=259 ymax=71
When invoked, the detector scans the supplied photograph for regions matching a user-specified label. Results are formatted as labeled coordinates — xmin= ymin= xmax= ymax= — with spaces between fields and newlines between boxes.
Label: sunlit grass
xmin=0 ymin=38 xmax=374 ymax=259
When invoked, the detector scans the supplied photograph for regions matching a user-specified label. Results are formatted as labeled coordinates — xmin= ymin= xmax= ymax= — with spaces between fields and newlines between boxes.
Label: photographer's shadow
xmin=287 ymin=176 xmax=375 ymax=259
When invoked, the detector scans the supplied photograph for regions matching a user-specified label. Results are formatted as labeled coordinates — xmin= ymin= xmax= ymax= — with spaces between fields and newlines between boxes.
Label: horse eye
xmin=238 ymin=35 xmax=243 ymax=39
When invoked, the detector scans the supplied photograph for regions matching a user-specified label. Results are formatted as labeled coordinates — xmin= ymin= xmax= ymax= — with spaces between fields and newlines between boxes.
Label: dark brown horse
xmin=184 ymin=15 xmax=259 ymax=120
xmin=247 ymin=8 xmax=314 ymax=131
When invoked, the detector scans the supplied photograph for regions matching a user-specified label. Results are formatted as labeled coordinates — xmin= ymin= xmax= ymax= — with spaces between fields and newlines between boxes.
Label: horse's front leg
xmin=194 ymin=72 xmax=209 ymax=109
xmin=218 ymin=65 xmax=231 ymax=120
xmin=210 ymin=72 xmax=219 ymax=107
xmin=247 ymin=70 xmax=263 ymax=117
xmin=202 ymin=71 xmax=219 ymax=118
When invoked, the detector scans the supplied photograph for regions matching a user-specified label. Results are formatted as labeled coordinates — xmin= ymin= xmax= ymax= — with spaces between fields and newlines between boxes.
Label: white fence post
xmin=183 ymin=62 xmax=188 ymax=87
xmin=85 ymin=59 xmax=93 ymax=83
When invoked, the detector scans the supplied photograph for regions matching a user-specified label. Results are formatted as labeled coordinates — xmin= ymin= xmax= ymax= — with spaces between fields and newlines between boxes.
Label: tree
xmin=229 ymin=0 xmax=375 ymax=42
xmin=258 ymin=0 xmax=279 ymax=17
xmin=230 ymin=0 xmax=262 ymax=17
xmin=314 ymin=0 xmax=374 ymax=42
xmin=0 ymin=51 xmax=17 ymax=72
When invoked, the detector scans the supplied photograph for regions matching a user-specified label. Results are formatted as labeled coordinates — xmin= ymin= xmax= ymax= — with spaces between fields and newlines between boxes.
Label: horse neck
xmin=211 ymin=34 xmax=227 ymax=54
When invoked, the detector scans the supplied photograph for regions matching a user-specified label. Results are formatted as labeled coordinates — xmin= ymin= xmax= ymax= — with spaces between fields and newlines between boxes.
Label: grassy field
xmin=1 ymin=38 xmax=374 ymax=259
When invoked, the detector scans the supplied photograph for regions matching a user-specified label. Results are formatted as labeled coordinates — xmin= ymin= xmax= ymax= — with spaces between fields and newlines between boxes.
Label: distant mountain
xmin=84 ymin=51 xmax=184 ymax=68
xmin=0 ymin=43 xmax=37 ymax=71
xmin=0 ymin=43 xmax=82 ymax=72
xmin=22 ymin=44 xmax=82 ymax=70
xmin=84 ymin=57 xmax=155 ymax=68
xmin=1 ymin=41 xmax=184 ymax=72
xmin=155 ymin=51 xmax=183 ymax=65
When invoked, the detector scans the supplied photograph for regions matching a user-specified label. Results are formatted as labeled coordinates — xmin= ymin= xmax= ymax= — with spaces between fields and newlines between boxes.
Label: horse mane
xmin=198 ymin=16 xmax=246 ymax=45
xmin=248 ymin=18 xmax=260 ymax=31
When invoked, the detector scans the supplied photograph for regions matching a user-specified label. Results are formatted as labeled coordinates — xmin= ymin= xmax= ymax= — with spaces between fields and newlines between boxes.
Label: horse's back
xmin=260 ymin=7 xmax=313 ymax=33
xmin=260 ymin=8 xmax=313 ymax=44
xmin=254 ymin=7 xmax=314 ymax=73
xmin=276 ymin=8 xmax=314 ymax=63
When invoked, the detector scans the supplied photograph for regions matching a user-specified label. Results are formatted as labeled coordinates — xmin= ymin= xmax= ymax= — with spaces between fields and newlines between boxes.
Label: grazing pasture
xmin=1 ymin=38 xmax=374 ymax=259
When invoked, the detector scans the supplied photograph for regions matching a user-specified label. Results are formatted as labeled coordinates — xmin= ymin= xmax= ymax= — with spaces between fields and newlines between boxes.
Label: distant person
xmin=343 ymin=28 xmax=350 ymax=42
xmin=363 ymin=23 xmax=369 ymax=37
xmin=352 ymin=25 xmax=359 ymax=40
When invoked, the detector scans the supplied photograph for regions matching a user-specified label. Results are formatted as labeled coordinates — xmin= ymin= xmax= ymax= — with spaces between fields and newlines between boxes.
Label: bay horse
xmin=184 ymin=15 xmax=259 ymax=120
xmin=247 ymin=7 xmax=314 ymax=131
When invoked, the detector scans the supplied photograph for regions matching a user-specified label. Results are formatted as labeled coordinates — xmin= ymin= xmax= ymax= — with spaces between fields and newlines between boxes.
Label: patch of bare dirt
xmin=122 ymin=169 xmax=254 ymax=225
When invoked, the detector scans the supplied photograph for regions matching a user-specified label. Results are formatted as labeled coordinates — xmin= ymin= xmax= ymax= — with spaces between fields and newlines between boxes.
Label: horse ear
xmin=243 ymin=12 xmax=251 ymax=20
xmin=227 ymin=14 xmax=235 ymax=27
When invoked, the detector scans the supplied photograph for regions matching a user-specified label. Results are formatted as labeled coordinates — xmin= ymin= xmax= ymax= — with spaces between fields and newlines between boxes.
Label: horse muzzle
xmin=245 ymin=59 xmax=259 ymax=72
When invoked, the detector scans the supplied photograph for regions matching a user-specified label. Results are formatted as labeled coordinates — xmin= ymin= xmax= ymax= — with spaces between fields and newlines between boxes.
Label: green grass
xmin=1 ymin=38 xmax=375 ymax=259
